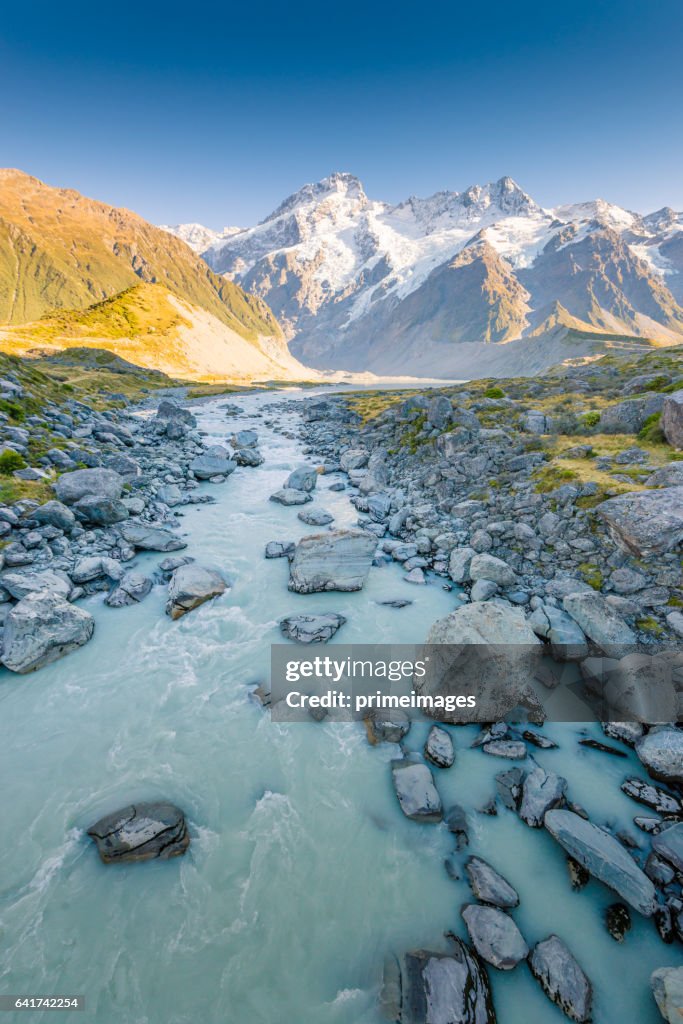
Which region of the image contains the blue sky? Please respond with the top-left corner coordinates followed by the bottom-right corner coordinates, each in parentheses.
top-left (1, 0), bottom-right (682, 227)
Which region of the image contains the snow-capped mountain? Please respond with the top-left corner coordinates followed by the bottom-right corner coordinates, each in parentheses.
top-left (163, 173), bottom-right (683, 376)
top-left (158, 222), bottom-right (243, 253)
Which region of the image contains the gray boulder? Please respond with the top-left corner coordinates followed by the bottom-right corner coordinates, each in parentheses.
top-left (646, 463), bottom-right (683, 487)
top-left (297, 508), bottom-right (334, 526)
top-left (469, 554), bottom-right (517, 587)
top-left (529, 935), bottom-right (592, 1023)
top-left (190, 450), bottom-right (236, 480)
top-left (521, 409), bottom-right (555, 434)
top-left (74, 494), bottom-right (129, 526)
top-left (279, 612), bottom-right (346, 644)
top-left (449, 546), bottom-right (475, 583)
top-left (461, 905), bottom-right (528, 970)
top-left (563, 591), bottom-right (636, 649)
top-left (366, 709), bottom-right (410, 744)
top-left (599, 394), bottom-right (664, 434)
top-left (391, 760), bottom-right (442, 822)
top-left (233, 448), bottom-right (263, 467)
top-left (425, 726), bottom-right (455, 768)
top-left (465, 856), bottom-right (519, 909)
top-left (652, 823), bottom-right (683, 873)
top-left (71, 556), bottom-right (124, 584)
top-left (119, 523), bottom-right (187, 552)
top-left (53, 467), bottom-right (123, 505)
top-left (166, 564), bottom-right (227, 620)
top-left (156, 399), bottom-right (196, 427)
top-left (288, 530), bottom-right (376, 593)
top-left (270, 488), bottom-right (313, 506)
top-left (400, 943), bottom-right (495, 1024)
top-left (340, 448), bottom-right (368, 471)
top-left (2, 592), bottom-right (94, 673)
top-left (636, 726), bottom-right (683, 785)
top-left (105, 572), bottom-right (153, 608)
top-left (519, 767), bottom-right (567, 827)
top-left (427, 395), bottom-right (453, 429)
top-left (285, 466), bottom-right (318, 491)
top-left (544, 809), bottom-right (657, 915)
top-left (597, 486), bottom-right (683, 557)
top-left (0, 569), bottom-right (71, 601)
top-left (87, 801), bottom-right (189, 863)
top-left (232, 429), bottom-right (258, 447)
top-left (265, 541), bottom-right (295, 559)
top-left (31, 500), bottom-right (76, 531)
top-left (661, 389), bottom-right (683, 447)
top-left (651, 967), bottom-right (683, 1024)
top-left (156, 484), bottom-right (183, 507)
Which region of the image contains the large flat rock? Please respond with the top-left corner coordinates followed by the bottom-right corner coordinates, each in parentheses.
top-left (288, 529), bottom-right (376, 593)
top-left (597, 486), bottom-right (683, 557)
top-left (2, 591), bottom-right (94, 673)
top-left (87, 802), bottom-right (189, 863)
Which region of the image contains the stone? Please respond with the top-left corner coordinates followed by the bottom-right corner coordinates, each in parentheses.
top-left (483, 740), bottom-right (527, 759)
top-left (448, 546), bottom-right (475, 583)
top-left (285, 466), bottom-right (318, 491)
top-left (105, 572), bottom-right (153, 608)
top-left (2, 591), bottom-right (94, 673)
top-left (529, 935), bottom-right (592, 1023)
top-left (265, 541), bottom-right (295, 559)
top-left (31, 500), bottom-right (76, 531)
top-left (646, 463), bottom-right (683, 487)
top-left (0, 569), bottom-right (71, 601)
top-left (606, 902), bottom-right (632, 942)
top-left (71, 556), bottom-right (124, 584)
top-left (339, 449), bottom-right (368, 471)
top-left (166, 564), bottom-right (227, 620)
top-left (156, 484), bottom-right (183, 506)
top-left (521, 409), bottom-right (555, 434)
top-left (190, 452), bottom-right (236, 480)
top-left (635, 726), bottom-right (683, 785)
top-left (367, 709), bottom-right (410, 744)
top-left (269, 488), bottom-right (313, 506)
top-left (232, 429), bottom-right (258, 447)
top-left (621, 778), bottom-right (681, 816)
top-left (288, 530), bottom-right (376, 594)
top-left (651, 966), bottom-right (683, 1023)
top-left (519, 767), bottom-right (567, 827)
top-left (465, 856), bottom-right (519, 909)
top-left (652, 823), bottom-right (683, 873)
top-left (297, 508), bottom-right (334, 526)
top-left (424, 726), bottom-right (455, 768)
top-left (461, 904), bottom-right (529, 970)
top-left (597, 487), bottom-right (683, 557)
top-left (563, 591), bottom-right (636, 649)
top-left (661, 389), bottom-right (683, 447)
top-left (119, 523), bottom-right (187, 552)
top-left (279, 612), bottom-right (346, 644)
top-left (400, 942), bottom-right (495, 1024)
top-left (600, 654), bottom-right (678, 723)
top-left (233, 448), bottom-right (264, 467)
top-left (544, 810), bottom-right (657, 916)
top-left (599, 394), bottom-right (664, 434)
top-left (427, 395), bottom-right (453, 429)
top-left (74, 494), bottom-right (129, 526)
top-left (53, 467), bottom-right (123, 505)
top-left (87, 801), bottom-right (189, 863)
top-left (156, 399), bottom-right (196, 426)
top-left (391, 760), bottom-right (442, 822)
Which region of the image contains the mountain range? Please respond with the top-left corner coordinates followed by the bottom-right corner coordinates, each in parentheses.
top-left (0, 169), bottom-right (309, 381)
top-left (164, 172), bottom-right (683, 377)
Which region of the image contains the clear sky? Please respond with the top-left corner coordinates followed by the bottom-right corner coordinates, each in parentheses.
top-left (1, 0), bottom-right (682, 227)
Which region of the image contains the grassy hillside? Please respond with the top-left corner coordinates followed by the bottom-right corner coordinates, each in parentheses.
top-left (0, 169), bottom-right (281, 342)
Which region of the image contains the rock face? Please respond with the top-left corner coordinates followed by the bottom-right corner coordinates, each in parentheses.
top-left (119, 523), bottom-right (187, 552)
top-left (391, 760), bottom-right (442, 822)
top-left (424, 726), bottom-right (455, 768)
top-left (563, 591), bottom-right (636, 649)
top-left (87, 802), bottom-right (190, 863)
top-left (400, 942), bottom-right (496, 1024)
top-left (544, 809), bottom-right (657, 916)
top-left (279, 612), bottom-right (346, 643)
top-left (519, 767), bottom-right (567, 827)
top-left (465, 857), bottom-right (519, 909)
top-left (529, 935), bottom-right (593, 1023)
top-left (419, 602), bottom-right (543, 724)
top-left (636, 726), bottom-right (683, 785)
top-left (651, 966), bottom-right (683, 1023)
top-left (461, 904), bottom-right (528, 970)
top-left (597, 487), bottom-right (683, 557)
top-left (2, 592), bottom-right (95, 673)
top-left (53, 467), bottom-right (123, 505)
top-left (288, 529), bottom-right (376, 593)
top-left (661, 389), bottom-right (683, 447)
top-left (166, 564), bottom-right (227, 619)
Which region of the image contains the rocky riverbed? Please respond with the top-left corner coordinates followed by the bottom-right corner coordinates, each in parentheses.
top-left (0, 354), bottom-right (681, 1023)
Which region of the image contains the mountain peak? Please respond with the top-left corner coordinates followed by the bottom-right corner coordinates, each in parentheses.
top-left (461, 177), bottom-right (538, 215)
top-left (262, 172), bottom-right (366, 224)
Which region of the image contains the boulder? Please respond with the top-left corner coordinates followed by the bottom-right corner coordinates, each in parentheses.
top-left (651, 966), bottom-right (683, 1023)
top-left (521, 409), bottom-right (555, 434)
top-left (563, 591), bottom-right (636, 649)
top-left (597, 654), bottom-right (678, 722)
top-left (71, 556), bottom-right (124, 584)
top-left (418, 602), bottom-right (543, 724)
top-left (340, 449), bottom-right (368, 471)
top-left (544, 809), bottom-right (657, 916)
top-left (190, 451), bottom-right (236, 480)
top-left (469, 554), bottom-right (517, 587)
top-left (465, 856), bottom-right (519, 909)
top-left (2, 592), bottom-right (94, 673)
top-left (599, 394), bottom-right (664, 434)
top-left (119, 523), bottom-right (187, 552)
top-left (232, 429), bottom-right (258, 447)
top-left (270, 488), bottom-right (313, 506)
top-left (31, 500), bottom-right (76, 531)
top-left (0, 569), bottom-right (71, 601)
top-left (279, 612), bottom-right (346, 644)
top-left (155, 399), bottom-right (196, 426)
top-left (646, 463), bottom-right (683, 488)
top-left (233, 448), bottom-right (264, 467)
top-left (661, 389), bottom-right (683, 447)
top-left (87, 801), bottom-right (189, 863)
top-left (391, 760), bottom-right (442, 822)
top-left (156, 484), bottom-right (183, 506)
top-left (427, 395), bottom-right (453, 429)
top-left (597, 487), bottom-right (683, 557)
top-left (652, 823), bottom-right (683, 873)
top-left (448, 546), bottom-right (475, 583)
top-left (74, 494), bottom-right (129, 526)
top-left (53, 467), bottom-right (123, 505)
top-left (288, 530), bottom-right (376, 593)
top-left (400, 942), bottom-right (495, 1024)
top-left (265, 541), bottom-right (295, 559)
top-left (461, 905), bottom-right (528, 970)
top-left (285, 466), bottom-right (318, 491)
top-left (166, 564), bottom-right (227, 620)
top-left (529, 935), bottom-right (592, 1023)
top-left (366, 709), bottom-right (410, 744)
top-left (105, 572), bottom-right (153, 608)
top-left (297, 508), bottom-right (334, 526)
top-left (636, 726), bottom-right (683, 785)
top-left (519, 767), bottom-right (567, 827)
top-left (424, 726), bottom-right (455, 768)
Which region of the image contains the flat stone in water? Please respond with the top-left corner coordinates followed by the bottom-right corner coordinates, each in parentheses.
top-left (279, 612), bottom-right (346, 644)
top-left (465, 856), bottom-right (519, 908)
top-left (529, 934), bottom-right (593, 1023)
top-left (87, 802), bottom-right (189, 863)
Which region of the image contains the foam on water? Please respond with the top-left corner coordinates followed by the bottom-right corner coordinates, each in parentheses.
top-left (0, 387), bottom-right (673, 1023)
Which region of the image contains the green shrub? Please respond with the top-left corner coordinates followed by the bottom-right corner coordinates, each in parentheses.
top-left (637, 412), bottom-right (665, 444)
top-left (0, 450), bottom-right (27, 476)
top-left (581, 411), bottom-right (601, 429)
top-left (484, 386), bottom-right (505, 399)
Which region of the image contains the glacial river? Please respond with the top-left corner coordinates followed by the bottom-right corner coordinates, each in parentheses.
top-left (0, 388), bottom-right (674, 1023)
